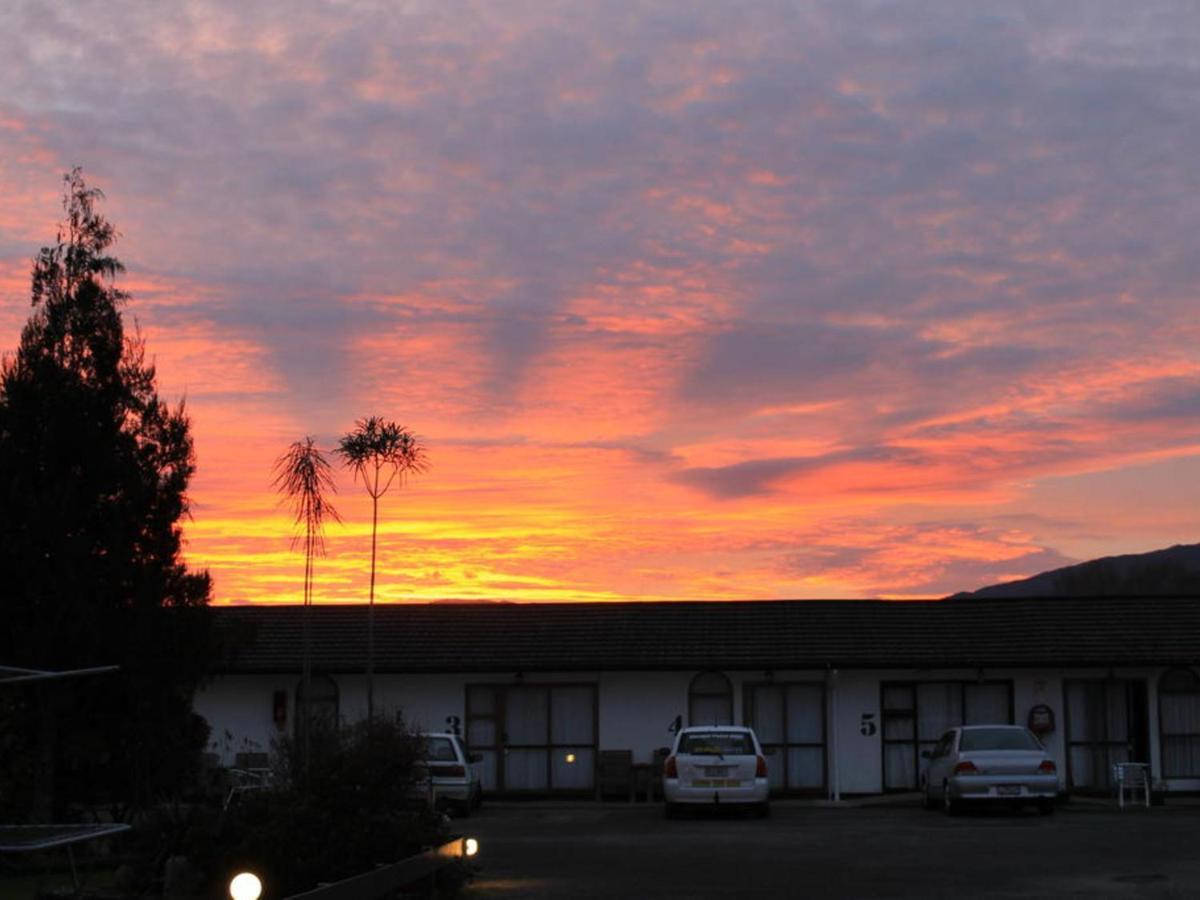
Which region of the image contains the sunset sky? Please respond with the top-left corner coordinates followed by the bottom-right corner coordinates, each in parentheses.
top-left (2, 1), bottom-right (1200, 603)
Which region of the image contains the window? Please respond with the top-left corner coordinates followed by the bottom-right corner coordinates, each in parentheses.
top-left (689, 671), bottom-right (733, 726)
top-left (1065, 679), bottom-right (1148, 790)
top-left (931, 732), bottom-right (955, 758)
top-left (424, 736), bottom-right (458, 762)
top-left (295, 674), bottom-right (339, 738)
top-left (959, 728), bottom-right (1039, 752)
top-left (882, 680), bottom-right (1013, 790)
top-left (1159, 668), bottom-right (1200, 778)
top-left (465, 683), bottom-right (597, 793)
top-left (745, 681), bottom-right (826, 792)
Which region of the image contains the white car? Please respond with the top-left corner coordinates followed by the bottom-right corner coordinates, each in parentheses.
top-left (419, 732), bottom-right (483, 816)
top-left (921, 725), bottom-right (1059, 815)
top-left (662, 725), bottom-right (770, 817)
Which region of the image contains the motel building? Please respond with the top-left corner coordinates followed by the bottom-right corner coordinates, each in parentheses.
top-left (196, 597), bottom-right (1200, 798)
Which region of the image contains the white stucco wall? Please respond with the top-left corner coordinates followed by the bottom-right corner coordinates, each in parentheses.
top-left (828, 670), bottom-right (880, 795)
top-left (195, 664), bottom-right (1184, 793)
top-left (595, 671), bottom-right (691, 763)
top-left (194, 674), bottom-right (296, 763)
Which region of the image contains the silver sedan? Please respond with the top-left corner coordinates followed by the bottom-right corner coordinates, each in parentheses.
top-left (921, 725), bottom-right (1059, 815)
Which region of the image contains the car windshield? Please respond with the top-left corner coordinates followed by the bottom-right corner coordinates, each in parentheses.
top-left (678, 732), bottom-right (755, 756)
top-left (959, 728), bottom-right (1040, 751)
top-left (424, 737), bottom-right (458, 761)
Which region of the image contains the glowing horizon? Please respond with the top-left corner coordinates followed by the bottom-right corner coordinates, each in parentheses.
top-left (3, 1), bottom-right (1199, 604)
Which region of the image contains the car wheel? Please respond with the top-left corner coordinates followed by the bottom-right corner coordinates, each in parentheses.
top-left (1038, 798), bottom-right (1055, 816)
top-left (457, 798), bottom-right (472, 819)
top-left (922, 780), bottom-right (937, 810)
top-left (472, 786), bottom-right (483, 811)
top-left (755, 802), bottom-right (771, 819)
top-left (942, 781), bottom-right (959, 816)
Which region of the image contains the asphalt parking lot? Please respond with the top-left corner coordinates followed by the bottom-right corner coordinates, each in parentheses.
top-left (459, 797), bottom-right (1200, 899)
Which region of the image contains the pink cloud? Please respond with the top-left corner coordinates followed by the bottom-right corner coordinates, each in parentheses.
top-left (3, 1), bottom-right (1199, 603)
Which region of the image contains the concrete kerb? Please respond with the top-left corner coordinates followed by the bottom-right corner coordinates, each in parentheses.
top-left (477, 792), bottom-right (1200, 813)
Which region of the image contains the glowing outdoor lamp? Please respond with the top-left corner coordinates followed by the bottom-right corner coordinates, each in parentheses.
top-left (229, 871), bottom-right (263, 900)
top-left (565, 752), bottom-right (577, 764)
top-left (464, 837), bottom-right (480, 857)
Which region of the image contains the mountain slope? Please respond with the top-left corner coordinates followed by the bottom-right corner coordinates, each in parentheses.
top-left (951, 543), bottom-right (1200, 598)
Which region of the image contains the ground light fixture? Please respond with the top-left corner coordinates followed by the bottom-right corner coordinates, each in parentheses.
top-left (465, 837), bottom-right (480, 857)
top-left (229, 871), bottom-right (263, 900)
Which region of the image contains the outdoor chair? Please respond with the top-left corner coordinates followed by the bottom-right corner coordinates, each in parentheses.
top-left (596, 749), bottom-right (635, 801)
top-left (225, 751), bottom-right (274, 810)
top-left (1113, 762), bottom-right (1151, 809)
top-left (233, 751), bottom-right (270, 773)
top-left (650, 746), bottom-right (671, 801)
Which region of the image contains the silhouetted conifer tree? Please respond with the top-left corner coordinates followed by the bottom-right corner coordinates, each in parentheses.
top-left (0, 169), bottom-right (213, 821)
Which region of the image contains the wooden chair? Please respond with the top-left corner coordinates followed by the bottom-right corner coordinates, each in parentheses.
top-left (650, 746), bottom-right (671, 801)
top-left (596, 750), bottom-right (635, 801)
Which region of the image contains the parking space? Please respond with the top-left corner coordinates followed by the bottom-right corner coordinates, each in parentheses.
top-left (461, 799), bottom-right (1200, 899)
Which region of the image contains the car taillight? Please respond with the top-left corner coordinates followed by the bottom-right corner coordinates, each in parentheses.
top-left (756, 755), bottom-right (768, 778)
top-left (1038, 760), bottom-right (1057, 774)
top-left (445, 764), bottom-right (466, 777)
top-left (953, 760), bottom-right (978, 775)
top-left (664, 755), bottom-right (677, 778)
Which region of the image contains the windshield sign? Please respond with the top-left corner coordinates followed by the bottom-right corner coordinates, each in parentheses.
top-left (679, 733), bottom-right (755, 755)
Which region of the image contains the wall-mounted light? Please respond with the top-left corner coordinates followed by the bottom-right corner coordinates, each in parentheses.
top-left (565, 752), bottom-right (577, 764)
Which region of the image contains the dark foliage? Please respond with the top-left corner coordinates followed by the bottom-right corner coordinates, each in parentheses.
top-left (335, 417), bottom-right (427, 718)
top-left (0, 169), bottom-right (214, 821)
top-left (201, 716), bottom-right (445, 897)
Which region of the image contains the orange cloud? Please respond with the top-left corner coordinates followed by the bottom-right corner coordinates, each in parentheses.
top-left (4, 0), bottom-right (1200, 605)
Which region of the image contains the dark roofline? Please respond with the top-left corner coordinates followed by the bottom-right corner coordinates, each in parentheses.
top-left (208, 596), bottom-right (1200, 675)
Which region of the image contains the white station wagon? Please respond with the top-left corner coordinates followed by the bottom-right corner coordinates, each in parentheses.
top-left (419, 732), bottom-right (483, 816)
top-left (663, 725), bottom-right (770, 817)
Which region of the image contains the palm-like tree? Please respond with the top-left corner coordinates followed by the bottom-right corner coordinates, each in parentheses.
top-left (336, 417), bottom-right (428, 718)
top-left (273, 437), bottom-right (340, 765)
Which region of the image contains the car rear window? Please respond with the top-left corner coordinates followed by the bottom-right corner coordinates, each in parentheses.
top-left (678, 732), bottom-right (755, 755)
top-left (424, 737), bottom-right (458, 761)
top-left (959, 728), bottom-right (1040, 751)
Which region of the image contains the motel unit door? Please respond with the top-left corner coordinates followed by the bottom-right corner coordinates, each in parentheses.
top-left (744, 682), bottom-right (827, 794)
top-left (881, 680), bottom-right (1013, 791)
top-left (465, 683), bottom-right (597, 795)
top-left (1064, 678), bottom-right (1149, 792)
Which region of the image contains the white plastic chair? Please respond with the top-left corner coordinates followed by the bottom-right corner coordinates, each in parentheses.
top-left (1112, 762), bottom-right (1151, 809)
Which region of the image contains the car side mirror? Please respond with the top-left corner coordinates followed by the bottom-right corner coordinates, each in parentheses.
top-left (468, 752), bottom-right (482, 763)
top-left (920, 750), bottom-right (932, 759)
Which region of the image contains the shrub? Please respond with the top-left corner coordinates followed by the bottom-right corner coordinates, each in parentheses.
top-left (196, 715), bottom-right (447, 897)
